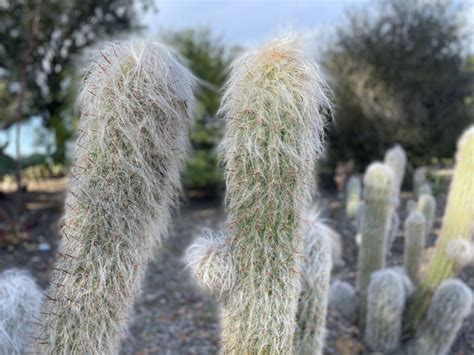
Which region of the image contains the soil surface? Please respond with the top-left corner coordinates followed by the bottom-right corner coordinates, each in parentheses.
top-left (0, 179), bottom-right (472, 354)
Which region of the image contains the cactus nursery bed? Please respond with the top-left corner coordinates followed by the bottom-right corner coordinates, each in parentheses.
top-left (1, 180), bottom-right (473, 354)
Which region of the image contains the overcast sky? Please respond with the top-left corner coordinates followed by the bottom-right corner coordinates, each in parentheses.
top-left (145, 0), bottom-right (370, 47)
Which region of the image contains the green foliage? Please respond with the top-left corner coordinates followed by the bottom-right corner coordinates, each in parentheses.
top-left (0, 154), bottom-right (15, 176)
top-left (326, 0), bottom-right (473, 168)
top-left (164, 28), bottom-right (238, 191)
top-left (182, 149), bottom-right (222, 190)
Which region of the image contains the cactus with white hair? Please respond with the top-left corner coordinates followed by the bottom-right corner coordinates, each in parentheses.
top-left (328, 280), bottom-right (358, 323)
top-left (357, 162), bottom-right (394, 327)
top-left (384, 145), bottom-right (406, 251)
top-left (404, 211), bottom-right (427, 281)
top-left (37, 41), bottom-right (195, 354)
top-left (404, 279), bottom-right (473, 355)
top-left (185, 36), bottom-right (332, 353)
top-left (346, 175), bottom-right (362, 219)
top-left (364, 268), bottom-right (413, 353)
top-left (294, 210), bottom-right (332, 355)
top-left (0, 269), bottom-right (43, 354)
top-left (408, 125), bottom-right (474, 326)
top-left (413, 167), bottom-right (428, 198)
top-left (416, 193), bottom-right (436, 238)
top-left (445, 239), bottom-right (474, 271)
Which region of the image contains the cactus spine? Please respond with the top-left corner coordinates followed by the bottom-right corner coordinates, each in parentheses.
top-left (364, 269), bottom-right (412, 353)
top-left (294, 210), bottom-right (332, 355)
top-left (346, 175), bottom-right (362, 219)
top-left (186, 37), bottom-right (332, 354)
top-left (404, 211), bottom-right (427, 281)
top-left (37, 42), bottom-right (194, 354)
top-left (409, 126), bottom-right (474, 325)
top-left (405, 279), bottom-right (473, 355)
top-left (328, 280), bottom-right (358, 323)
top-left (357, 163), bottom-right (394, 326)
top-left (384, 145), bottom-right (406, 250)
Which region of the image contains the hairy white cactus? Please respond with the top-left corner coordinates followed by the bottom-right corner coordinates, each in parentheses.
top-left (185, 229), bottom-right (233, 303)
top-left (413, 167), bottom-right (428, 198)
top-left (416, 193), bottom-right (436, 238)
top-left (384, 145), bottom-right (407, 250)
top-left (295, 210), bottom-right (332, 355)
top-left (405, 279), bottom-right (473, 355)
top-left (364, 268), bottom-right (412, 353)
top-left (357, 162), bottom-right (394, 326)
top-left (185, 36), bottom-right (332, 354)
top-left (328, 280), bottom-right (358, 323)
top-left (346, 175), bottom-right (362, 219)
top-left (446, 239), bottom-right (474, 270)
top-left (404, 211), bottom-right (427, 281)
top-left (37, 41), bottom-right (195, 354)
top-left (0, 269), bottom-right (43, 355)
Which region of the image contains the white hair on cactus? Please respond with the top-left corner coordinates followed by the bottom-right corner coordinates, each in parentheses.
top-left (37, 41), bottom-right (195, 354)
top-left (303, 208), bottom-right (343, 268)
top-left (185, 229), bottom-right (234, 303)
top-left (446, 239), bottom-right (474, 269)
top-left (295, 208), bottom-right (332, 355)
top-left (328, 280), bottom-right (358, 323)
top-left (185, 35), bottom-right (332, 353)
top-left (0, 269), bottom-right (43, 354)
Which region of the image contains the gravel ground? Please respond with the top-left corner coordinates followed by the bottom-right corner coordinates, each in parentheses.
top-left (1, 181), bottom-right (473, 354)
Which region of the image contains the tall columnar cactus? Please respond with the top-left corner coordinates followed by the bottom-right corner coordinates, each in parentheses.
top-left (37, 42), bottom-right (195, 354)
top-left (185, 37), bottom-right (332, 353)
top-left (409, 126), bottom-right (474, 326)
top-left (345, 175), bottom-right (362, 219)
top-left (328, 280), bottom-right (358, 323)
top-left (364, 268), bottom-right (413, 353)
top-left (405, 279), bottom-right (473, 355)
top-left (413, 166), bottom-right (428, 198)
top-left (0, 269), bottom-right (43, 354)
top-left (357, 163), bottom-right (394, 326)
top-left (404, 211), bottom-right (427, 281)
top-left (416, 193), bottom-right (436, 238)
top-left (384, 145), bottom-right (406, 250)
top-left (294, 210), bottom-right (332, 355)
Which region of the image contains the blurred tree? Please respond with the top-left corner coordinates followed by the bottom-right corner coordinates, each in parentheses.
top-left (164, 28), bottom-right (239, 195)
top-left (0, 0), bottom-right (154, 164)
top-left (0, 0), bottom-right (153, 237)
top-left (326, 0), bottom-right (473, 169)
